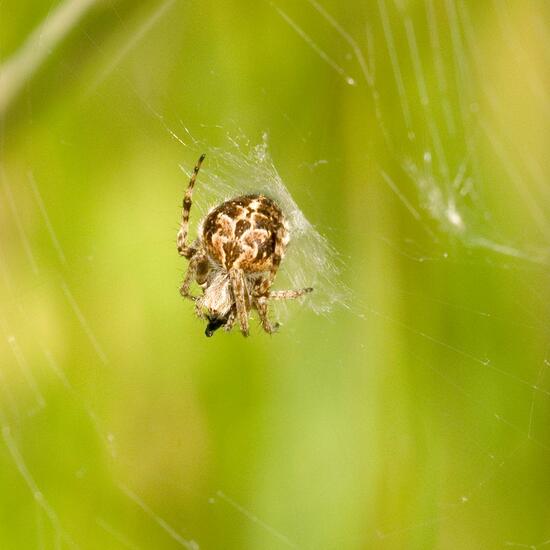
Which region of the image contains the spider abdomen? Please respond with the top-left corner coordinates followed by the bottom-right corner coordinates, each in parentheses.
top-left (202, 194), bottom-right (288, 272)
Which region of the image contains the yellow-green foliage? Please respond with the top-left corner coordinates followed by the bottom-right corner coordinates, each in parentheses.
top-left (1, 1), bottom-right (549, 548)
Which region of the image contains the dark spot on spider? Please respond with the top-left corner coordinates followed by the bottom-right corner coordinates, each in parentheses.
top-left (256, 233), bottom-right (277, 259)
top-left (203, 214), bottom-right (218, 236)
top-left (196, 258), bottom-right (209, 284)
top-left (219, 202), bottom-right (242, 219)
top-left (256, 201), bottom-right (280, 220)
top-left (235, 219), bottom-right (251, 238)
top-left (253, 216), bottom-right (271, 231)
top-left (223, 241), bottom-right (241, 267)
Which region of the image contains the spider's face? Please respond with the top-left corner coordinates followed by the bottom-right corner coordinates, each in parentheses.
top-left (197, 270), bottom-right (233, 336)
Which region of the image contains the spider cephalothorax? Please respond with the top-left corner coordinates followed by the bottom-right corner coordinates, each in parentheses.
top-left (177, 154), bottom-right (313, 337)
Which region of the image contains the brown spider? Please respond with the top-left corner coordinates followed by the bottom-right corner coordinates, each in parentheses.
top-left (177, 154), bottom-right (313, 337)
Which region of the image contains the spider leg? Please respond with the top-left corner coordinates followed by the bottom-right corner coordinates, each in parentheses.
top-left (252, 286), bottom-right (312, 334)
top-left (223, 307), bottom-right (237, 332)
top-left (229, 269), bottom-right (250, 337)
top-left (180, 254), bottom-right (203, 300)
top-left (194, 299), bottom-right (206, 320)
top-left (268, 287), bottom-right (313, 300)
top-left (254, 296), bottom-right (280, 334)
top-left (177, 153), bottom-right (205, 259)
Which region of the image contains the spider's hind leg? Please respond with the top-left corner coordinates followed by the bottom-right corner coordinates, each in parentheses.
top-left (256, 287), bottom-right (313, 333)
top-left (268, 287), bottom-right (313, 300)
top-left (254, 296), bottom-right (280, 334)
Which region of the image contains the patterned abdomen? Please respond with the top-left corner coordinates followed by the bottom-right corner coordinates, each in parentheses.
top-left (202, 194), bottom-right (288, 272)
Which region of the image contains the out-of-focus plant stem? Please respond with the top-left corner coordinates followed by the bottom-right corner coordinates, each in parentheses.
top-left (0, 0), bottom-right (97, 119)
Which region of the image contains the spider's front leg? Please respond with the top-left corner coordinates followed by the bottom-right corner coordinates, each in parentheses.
top-left (180, 253), bottom-right (206, 301)
top-left (229, 269), bottom-right (250, 337)
top-left (177, 153), bottom-right (205, 258)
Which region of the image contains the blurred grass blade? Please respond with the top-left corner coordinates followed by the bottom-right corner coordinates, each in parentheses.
top-left (0, 0), bottom-right (97, 118)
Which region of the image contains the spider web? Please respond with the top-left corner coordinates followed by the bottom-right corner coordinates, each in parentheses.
top-left (176, 128), bottom-right (351, 320)
top-left (0, 0), bottom-right (549, 548)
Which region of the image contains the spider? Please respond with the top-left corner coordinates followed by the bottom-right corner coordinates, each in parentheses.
top-left (177, 154), bottom-right (313, 337)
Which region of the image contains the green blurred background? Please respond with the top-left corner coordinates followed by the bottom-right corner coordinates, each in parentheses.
top-left (1, 0), bottom-right (549, 548)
